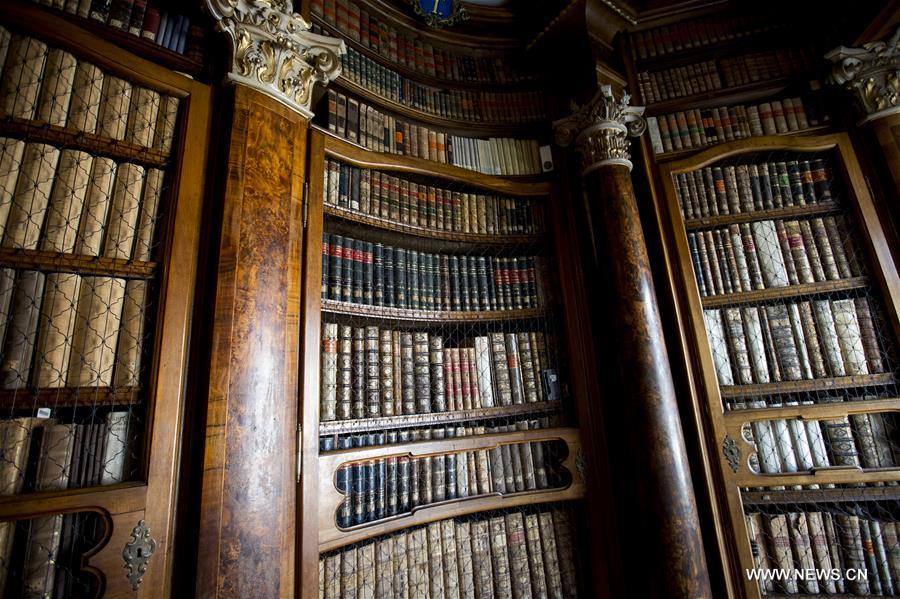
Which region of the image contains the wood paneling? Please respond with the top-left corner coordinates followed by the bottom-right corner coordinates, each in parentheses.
top-left (196, 86), bottom-right (307, 599)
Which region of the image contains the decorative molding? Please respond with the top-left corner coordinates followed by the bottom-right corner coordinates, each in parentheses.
top-left (722, 435), bottom-right (740, 474)
top-left (410, 0), bottom-right (470, 28)
top-left (552, 85), bottom-right (645, 174)
top-left (827, 27), bottom-right (900, 124)
top-left (122, 520), bottom-right (156, 591)
top-left (205, 0), bottom-right (345, 120)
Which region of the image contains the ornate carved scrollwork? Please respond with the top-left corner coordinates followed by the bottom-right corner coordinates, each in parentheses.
top-left (826, 27), bottom-right (900, 123)
top-left (722, 434), bottom-right (741, 474)
top-left (205, 0), bottom-right (346, 119)
top-left (122, 519), bottom-right (156, 591)
top-left (409, 0), bottom-right (469, 29)
top-left (552, 85), bottom-right (645, 174)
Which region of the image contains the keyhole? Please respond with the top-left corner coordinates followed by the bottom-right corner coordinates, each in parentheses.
top-left (137, 548), bottom-right (143, 558)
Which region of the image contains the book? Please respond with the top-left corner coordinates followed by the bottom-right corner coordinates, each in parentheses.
top-left (34, 48), bottom-right (76, 126)
top-left (42, 150), bottom-right (93, 253)
top-left (67, 276), bottom-right (127, 387)
top-left (0, 36), bottom-right (48, 120)
top-left (3, 143), bottom-right (60, 250)
top-left (33, 272), bottom-right (81, 387)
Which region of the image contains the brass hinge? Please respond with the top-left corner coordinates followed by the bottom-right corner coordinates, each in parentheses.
top-left (302, 182), bottom-right (309, 229)
top-left (296, 424), bottom-right (303, 483)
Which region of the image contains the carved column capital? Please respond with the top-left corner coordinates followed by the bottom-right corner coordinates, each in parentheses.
top-left (205, 0), bottom-right (345, 119)
top-left (826, 27), bottom-right (900, 124)
top-left (553, 85), bottom-right (646, 174)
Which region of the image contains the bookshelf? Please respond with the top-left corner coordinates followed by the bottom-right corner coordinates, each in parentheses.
top-left (656, 133), bottom-right (900, 598)
top-left (293, 2), bottom-right (599, 593)
top-left (0, 1), bottom-right (209, 596)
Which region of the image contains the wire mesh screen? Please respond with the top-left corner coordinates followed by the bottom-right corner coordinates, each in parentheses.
top-left (0, 511), bottom-right (104, 599)
top-left (745, 503), bottom-right (900, 596)
top-left (319, 158), bottom-right (568, 441)
top-left (741, 411), bottom-right (900, 481)
top-left (0, 27), bottom-right (181, 598)
top-left (330, 437), bottom-right (571, 529)
top-left (672, 147), bottom-right (900, 595)
top-left (671, 149), bottom-right (900, 410)
top-left (319, 502), bottom-right (585, 598)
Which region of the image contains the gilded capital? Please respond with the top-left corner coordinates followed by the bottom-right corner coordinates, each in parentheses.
top-left (553, 85), bottom-right (646, 174)
top-left (205, 0), bottom-right (345, 120)
top-left (826, 27), bottom-right (900, 123)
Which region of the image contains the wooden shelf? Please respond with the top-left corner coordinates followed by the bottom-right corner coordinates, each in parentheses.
top-left (319, 400), bottom-right (562, 435)
top-left (312, 19), bottom-right (533, 92)
top-left (684, 201), bottom-right (842, 230)
top-left (742, 485), bottom-right (900, 506)
top-left (317, 127), bottom-right (551, 196)
top-left (0, 118), bottom-right (171, 168)
top-left (653, 125), bottom-right (833, 164)
top-left (644, 78), bottom-right (796, 116)
top-left (324, 204), bottom-right (543, 246)
top-left (632, 26), bottom-right (789, 72)
top-left (723, 397), bottom-right (900, 424)
top-left (334, 77), bottom-right (543, 136)
top-left (321, 298), bottom-right (546, 323)
top-left (0, 481), bottom-right (146, 519)
top-left (0, 249), bottom-right (157, 278)
top-left (719, 373), bottom-right (897, 399)
top-left (5, 0), bottom-right (204, 78)
top-left (0, 386), bottom-right (141, 410)
top-left (701, 276), bottom-right (869, 307)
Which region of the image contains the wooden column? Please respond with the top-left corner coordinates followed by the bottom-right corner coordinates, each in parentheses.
top-left (555, 87), bottom-right (712, 599)
top-left (870, 112), bottom-right (900, 195)
top-left (196, 85), bottom-right (307, 599)
top-left (195, 5), bottom-right (344, 596)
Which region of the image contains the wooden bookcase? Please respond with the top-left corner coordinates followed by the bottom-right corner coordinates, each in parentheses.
top-left (0, 2), bottom-right (209, 596)
top-left (657, 132), bottom-right (900, 598)
top-left (293, 2), bottom-right (604, 595)
top-left (617, 11), bottom-right (900, 597)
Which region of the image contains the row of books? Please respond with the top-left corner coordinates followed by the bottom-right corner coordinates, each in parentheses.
top-left (687, 216), bottom-right (861, 298)
top-left (309, 0), bottom-right (537, 85)
top-left (0, 412), bottom-right (133, 495)
top-left (646, 96), bottom-right (824, 155)
top-left (339, 47), bottom-right (546, 123)
top-left (704, 298), bottom-right (887, 388)
top-left (0, 32), bottom-right (180, 152)
top-left (738, 404), bottom-right (897, 478)
top-left (334, 431), bottom-right (564, 526)
top-left (319, 415), bottom-right (561, 451)
top-left (637, 48), bottom-right (812, 104)
top-left (320, 324), bottom-right (556, 422)
top-left (324, 158), bottom-right (543, 236)
top-left (0, 270), bottom-right (148, 389)
top-left (28, 0), bottom-right (198, 56)
top-left (325, 91), bottom-right (544, 176)
top-left (320, 506), bottom-right (580, 598)
top-left (673, 159), bottom-right (834, 221)
top-left (629, 14), bottom-right (782, 61)
top-left (0, 141), bottom-right (164, 257)
top-left (747, 510), bottom-right (900, 595)
top-left (0, 413), bottom-right (132, 596)
top-left (322, 235), bottom-right (543, 312)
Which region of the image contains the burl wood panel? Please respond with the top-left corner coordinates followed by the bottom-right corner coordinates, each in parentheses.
top-left (196, 86), bottom-right (306, 599)
top-left (585, 165), bottom-right (712, 599)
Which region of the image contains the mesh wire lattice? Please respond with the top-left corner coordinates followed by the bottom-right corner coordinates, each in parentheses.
top-left (674, 148), bottom-right (900, 596)
top-left (319, 502), bottom-right (585, 599)
top-left (0, 27), bottom-right (181, 598)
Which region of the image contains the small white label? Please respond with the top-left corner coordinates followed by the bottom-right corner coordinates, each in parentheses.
top-left (36, 407), bottom-right (52, 419)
